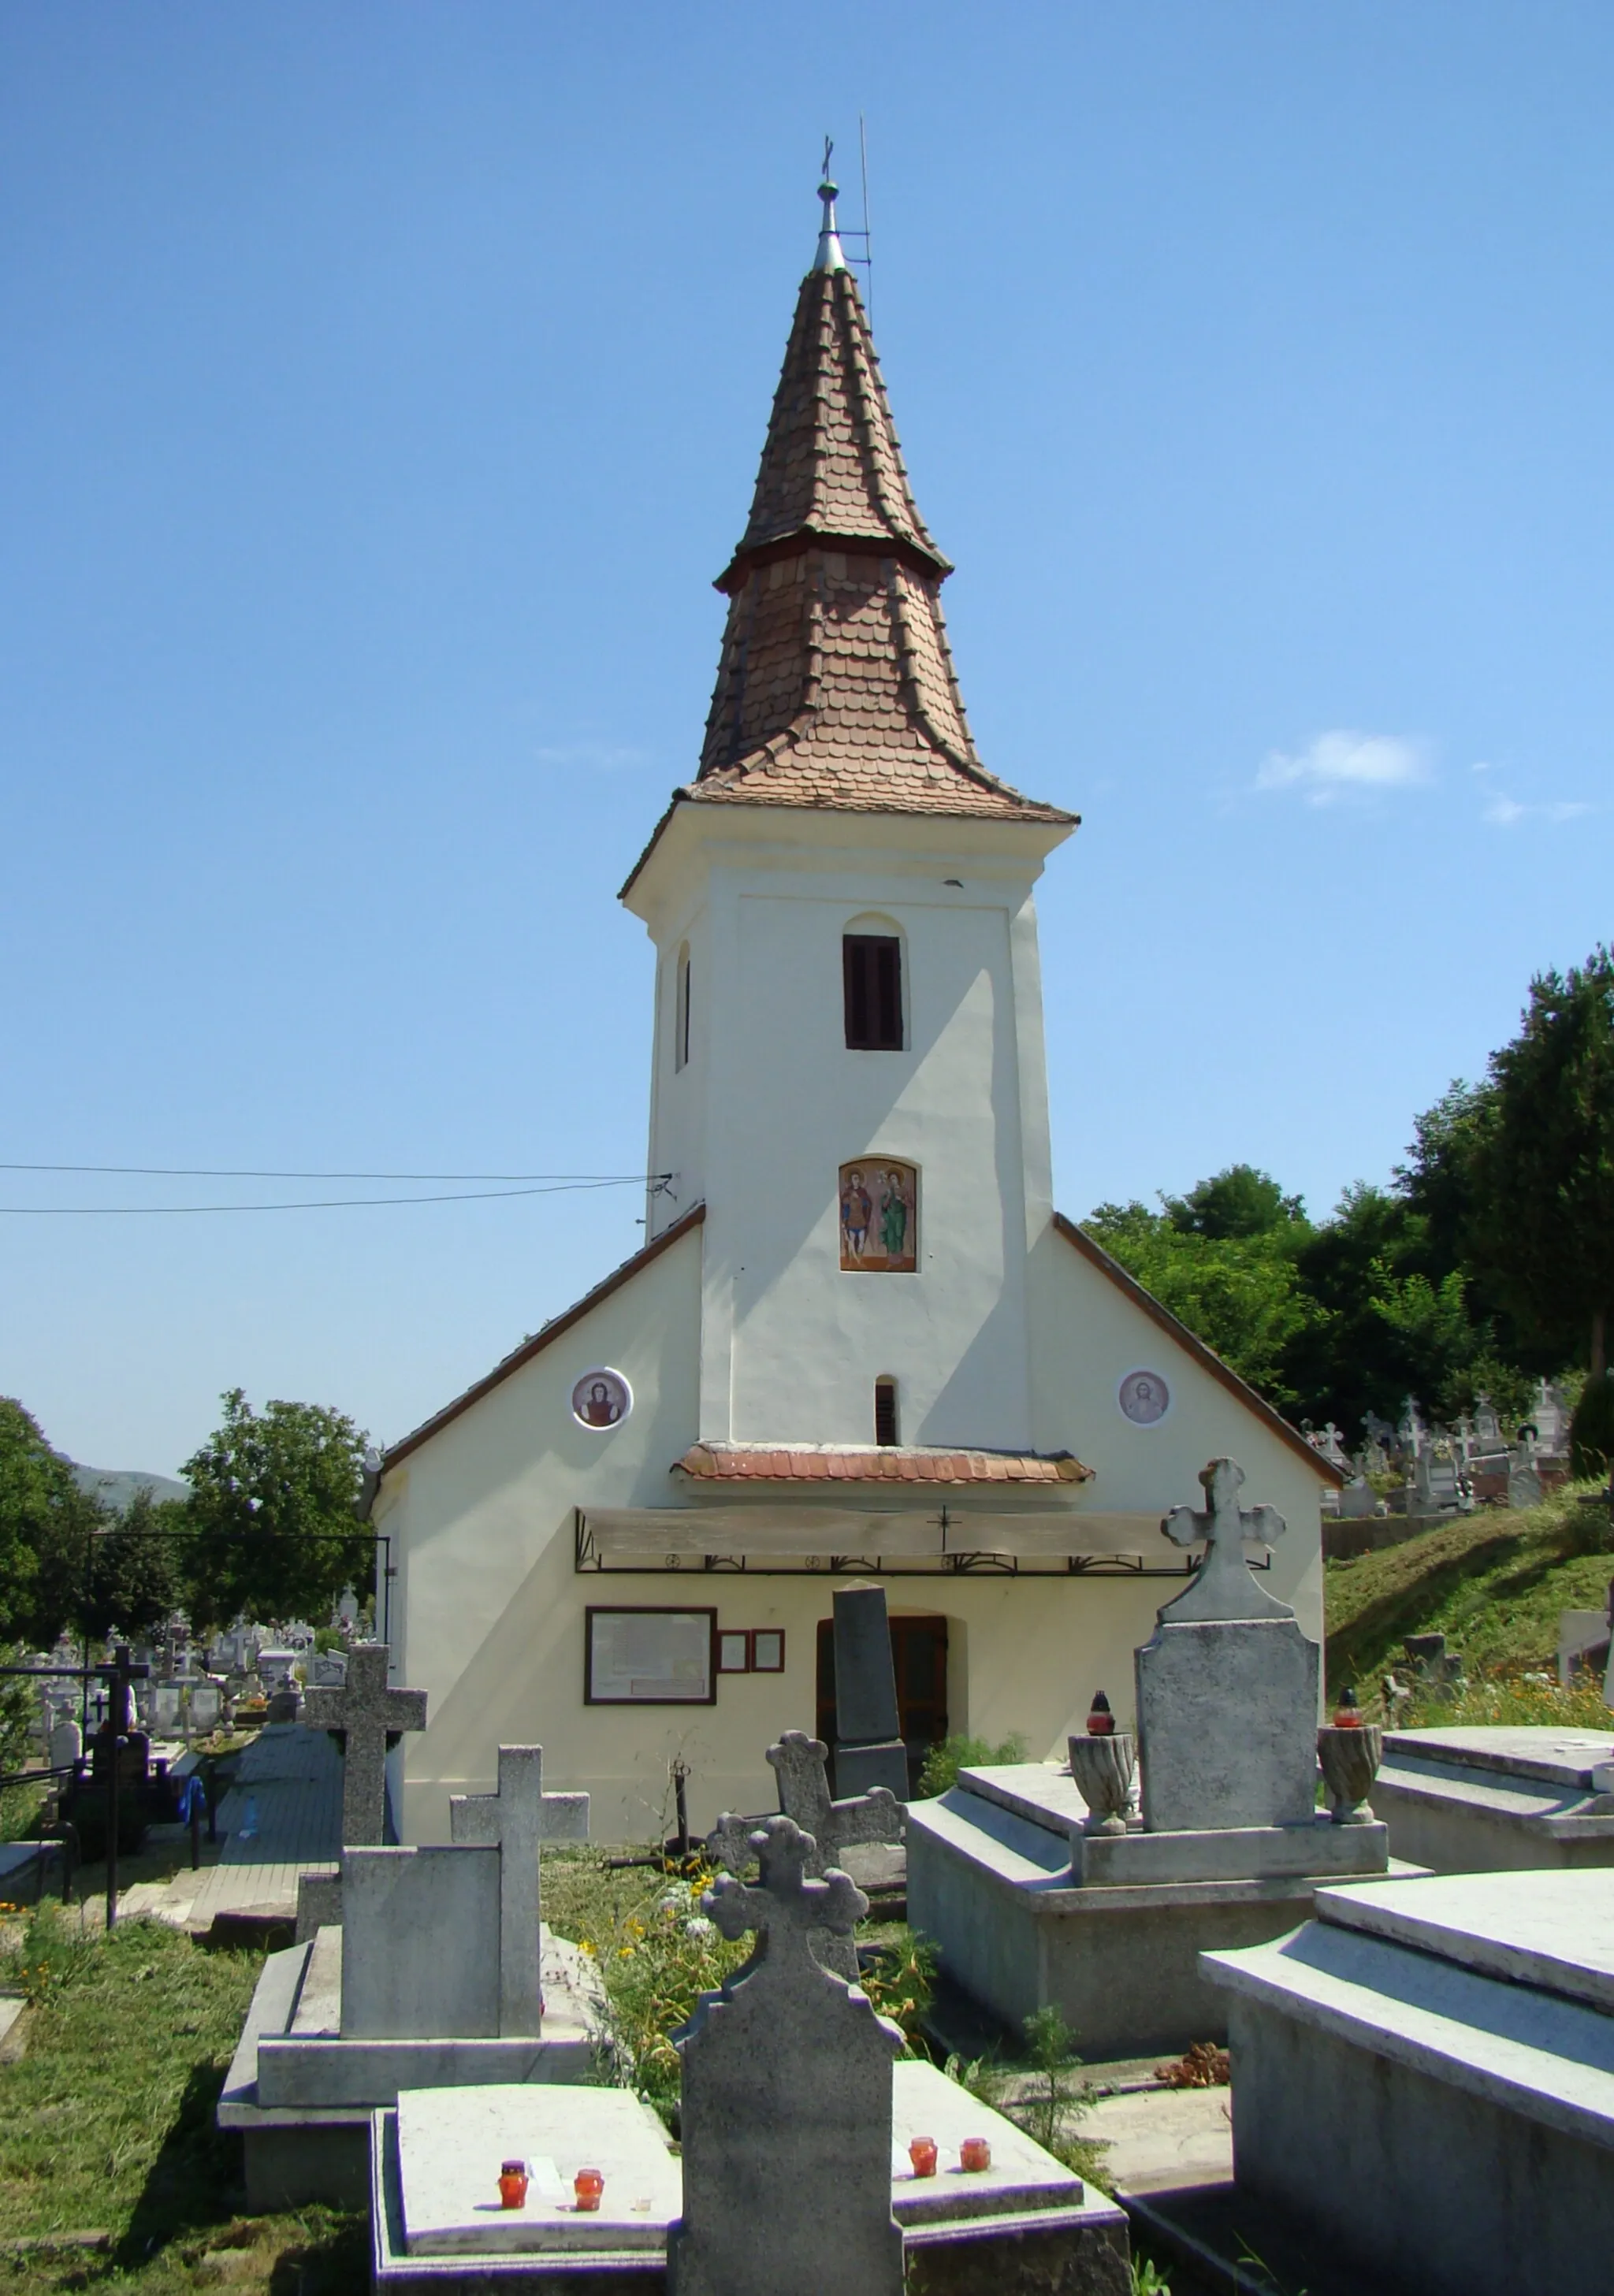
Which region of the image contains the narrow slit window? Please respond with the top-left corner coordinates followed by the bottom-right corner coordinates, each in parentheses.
top-left (843, 934), bottom-right (902, 1050)
top-left (675, 947), bottom-right (691, 1072)
top-left (874, 1377), bottom-right (899, 1448)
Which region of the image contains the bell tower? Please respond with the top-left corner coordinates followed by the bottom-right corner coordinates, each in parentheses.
top-left (622, 175), bottom-right (1076, 1451)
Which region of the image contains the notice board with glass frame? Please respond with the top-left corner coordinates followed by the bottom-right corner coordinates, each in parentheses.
top-left (584, 1607), bottom-right (718, 1705)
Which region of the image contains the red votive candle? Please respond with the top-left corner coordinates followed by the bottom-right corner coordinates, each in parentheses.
top-left (959, 2138), bottom-right (992, 2173)
top-left (498, 2160), bottom-right (528, 2210)
top-left (908, 2137), bottom-right (938, 2178)
top-left (574, 2167), bottom-right (605, 2212)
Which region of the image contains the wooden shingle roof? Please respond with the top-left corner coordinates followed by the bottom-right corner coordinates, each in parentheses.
top-left (623, 228), bottom-right (1073, 897)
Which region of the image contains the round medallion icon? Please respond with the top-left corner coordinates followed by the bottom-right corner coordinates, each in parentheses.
top-left (1117, 1369), bottom-right (1171, 1426)
top-left (571, 1368), bottom-right (632, 1430)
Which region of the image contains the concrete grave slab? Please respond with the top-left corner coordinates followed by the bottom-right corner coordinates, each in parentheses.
top-left (1374, 1725), bottom-right (1614, 1872)
top-left (369, 2062), bottom-right (1131, 2293)
top-left (1203, 1868), bottom-right (1614, 2296)
top-left (396, 2084), bottom-right (680, 2256)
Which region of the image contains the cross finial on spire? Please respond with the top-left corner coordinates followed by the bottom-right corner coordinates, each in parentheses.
top-left (814, 144), bottom-right (847, 275)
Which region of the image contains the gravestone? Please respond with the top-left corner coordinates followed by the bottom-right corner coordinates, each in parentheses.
top-left (190, 1681), bottom-right (223, 1733)
top-left (303, 1642), bottom-right (427, 1845)
top-left (831, 1585), bottom-right (908, 1800)
top-left (308, 1648), bottom-right (348, 1689)
top-left (708, 1730), bottom-right (904, 1979)
top-left (152, 1685), bottom-right (184, 1737)
top-left (1136, 1458), bottom-right (1319, 1832)
top-left (340, 1845), bottom-right (501, 2038)
top-left (448, 1745), bottom-right (589, 2033)
top-left (668, 1815), bottom-right (903, 2296)
top-left (48, 1718), bottom-right (81, 1773)
top-left (1508, 1446), bottom-right (1543, 1509)
top-left (1338, 1477), bottom-right (1377, 1520)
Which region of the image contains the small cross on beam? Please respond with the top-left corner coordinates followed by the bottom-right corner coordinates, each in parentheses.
top-left (450, 1746), bottom-right (589, 2034)
top-left (1159, 1457), bottom-right (1292, 1624)
top-left (303, 1642), bottom-right (427, 1846)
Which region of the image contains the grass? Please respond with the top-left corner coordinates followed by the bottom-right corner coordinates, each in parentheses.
top-left (1325, 1481), bottom-right (1614, 1697)
top-left (0, 1903), bottom-right (364, 2296)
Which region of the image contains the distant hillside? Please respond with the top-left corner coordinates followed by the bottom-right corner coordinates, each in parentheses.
top-left (69, 1462), bottom-right (188, 1512)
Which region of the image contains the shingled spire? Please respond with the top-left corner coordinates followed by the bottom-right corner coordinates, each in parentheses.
top-left (685, 178), bottom-right (1072, 827)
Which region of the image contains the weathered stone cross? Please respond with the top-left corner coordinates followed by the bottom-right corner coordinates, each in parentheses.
top-left (1158, 1456), bottom-right (1291, 1624)
top-left (706, 1732), bottom-right (902, 1978)
top-left (670, 1815), bottom-right (903, 2296)
top-left (704, 1815), bottom-right (868, 1971)
top-left (302, 1641), bottom-right (428, 1846)
top-left (449, 1745), bottom-right (589, 2035)
top-left (708, 1730), bottom-right (902, 1877)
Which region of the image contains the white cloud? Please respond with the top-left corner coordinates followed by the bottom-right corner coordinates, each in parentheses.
top-left (1483, 793), bottom-right (1594, 830)
top-left (1254, 730), bottom-right (1430, 806)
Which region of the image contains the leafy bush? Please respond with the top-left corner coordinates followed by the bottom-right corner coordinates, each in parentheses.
top-left (1571, 1374), bottom-right (1614, 1481)
top-left (856, 1926), bottom-right (936, 2049)
top-left (916, 1733), bottom-right (1029, 1798)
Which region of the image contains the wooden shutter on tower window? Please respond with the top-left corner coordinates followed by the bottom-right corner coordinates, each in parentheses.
top-left (843, 935), bottom-right (902, 1050)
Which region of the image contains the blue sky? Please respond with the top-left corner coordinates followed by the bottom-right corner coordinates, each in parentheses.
top-left (4, 5), bottom-right (1612, 1476)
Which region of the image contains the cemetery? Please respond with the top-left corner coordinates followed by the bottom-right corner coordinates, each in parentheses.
top-left (6, 65), bottom-right (1614, 2296)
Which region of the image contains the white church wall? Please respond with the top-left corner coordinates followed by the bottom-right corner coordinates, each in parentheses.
top-left (1028, 1221), bottom-right (1328, 1641)
top-left (630, 807), bottom-right (1067, 1451)
top-left (379, 1220), bottom-right (705, 1839)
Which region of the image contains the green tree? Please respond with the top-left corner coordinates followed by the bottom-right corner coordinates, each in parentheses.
top-left (1085, 1188), bottom-right (1315, 1403)
top-left (0, 1398), bottom-right (102, 1642)
top-left (1163, 1165), bottom-right (1307, 1242)
top-left (1465, 949), bottom-right (1614, 1378)
top-left (180, 1389), bottom-right (374, 1628)
top-left (24, 1484), bottom-right (182, 1649)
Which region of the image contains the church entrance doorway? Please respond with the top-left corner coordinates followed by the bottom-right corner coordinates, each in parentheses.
top-left (816, 1611), bottom-right (949, 1796)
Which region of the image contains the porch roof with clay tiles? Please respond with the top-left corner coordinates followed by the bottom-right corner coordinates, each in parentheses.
top-left (621, 179), bottom-right (1074, 900)
top-left (673, 1440), bottom-right (1092, 1487)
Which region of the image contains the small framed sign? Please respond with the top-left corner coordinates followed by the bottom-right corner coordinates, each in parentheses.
top-left (585, 1607), bottom-right (716, 1704)
top-left (716, 1630), bottom-right (751, 1674)
top-left (750, 1629), bottom-right (785, 1673)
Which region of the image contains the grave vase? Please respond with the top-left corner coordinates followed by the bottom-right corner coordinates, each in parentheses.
top-left (1317, 1723), bottom-right (1382, 1824)
top-left (1067, 1731), bottom-right (1136, 1834)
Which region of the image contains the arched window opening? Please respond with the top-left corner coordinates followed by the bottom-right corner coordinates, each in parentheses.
top-left (843, 932), bottom-right (902, 1050)
top-left (675, 944), bottom-right (692, 1072)
top-left (874, 1376), bottom-right (900, 1448)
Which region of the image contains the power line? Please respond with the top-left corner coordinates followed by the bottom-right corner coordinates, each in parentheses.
top-left (0, 1177), bottom-right (671, 1217)
top-left (0, 1162), bottom-right (653, 1182)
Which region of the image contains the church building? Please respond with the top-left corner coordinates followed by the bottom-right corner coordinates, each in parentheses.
top-left (371, 180), bottom-right (1342, 1845)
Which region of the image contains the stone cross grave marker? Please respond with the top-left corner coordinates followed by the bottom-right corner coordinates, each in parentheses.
top-left (449, 1745), bottom-right (589, 2034)
top-left (303, 1642), bottom-right (427, 1846)
top-left (707, 1730), bottom-right (903, 1979)
top-left (668, 1815), bottom-right (903, 2296)
top-left (1158, 1455), bottom-right (1291, 1624)
top-left (1139, 1458), bottom-right (1320, 1832)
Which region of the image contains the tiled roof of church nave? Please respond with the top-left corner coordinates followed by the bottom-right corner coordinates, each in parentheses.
top-left (671, 210), bottom-right (1073, 834)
